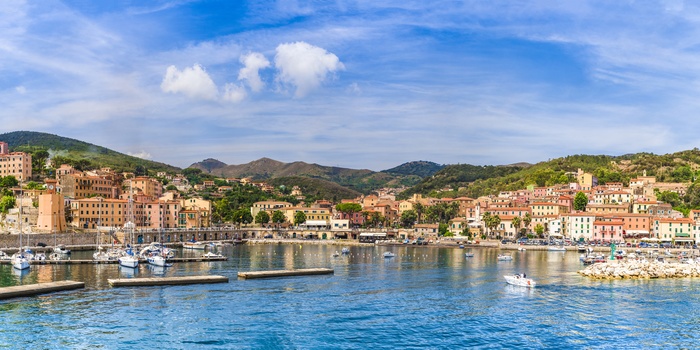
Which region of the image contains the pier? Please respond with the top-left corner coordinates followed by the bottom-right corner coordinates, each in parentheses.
top-left (238, 268), bottom-right (334, 279)
top-left (0, 281), bottom-right (85, 300)
top-left (0, 256), bottom-right (228, 265)
top-left (108, 275), bottom-right (229, 287)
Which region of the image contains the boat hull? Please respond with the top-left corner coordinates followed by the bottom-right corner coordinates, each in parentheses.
top-left (118, 257), bottom-right (139, 268)
top-left (504, 275), bottom-right (535, 287)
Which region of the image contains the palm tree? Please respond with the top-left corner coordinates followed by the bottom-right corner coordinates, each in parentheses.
top-left (414, 202), bottom-right (424, 224)
top-left (482, 212), bottom-right (492, 237)
top-left (523, 212), bottom-right (532, 235)
top-left (512, 216), bottom-right (522, 239)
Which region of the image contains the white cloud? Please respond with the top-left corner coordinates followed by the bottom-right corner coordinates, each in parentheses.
top-left (160, 64), bottom-right (218, 101)
top-left (222, 83), bottom-right (247, 103)
top-left (274, 41), bottom-right (345, 97)
top-left (238, 52), bottom-right (270, 92)
top-left (127, 151), bottom-right (152, 160)
top-left (14, 85), bottom-right (25, 94)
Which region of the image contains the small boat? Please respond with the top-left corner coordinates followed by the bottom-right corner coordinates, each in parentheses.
top-left (202, 252), bottom-right (224, 259)
top-left (118, 247), bottom-right (139, 268)
top-left (183, 240), bottom-right (206, 250)
top-left (53, 244), bottom-right (71, 255)
top-left (341, 247), bottom-right (350, 254)
top-left (465, 252), bottom-right (474, 257)
top-left (518, 247), bottom-right (526, 252)
top-left (577, 245), bottom-right (587, 252)
top-left (504, 274), bottom-right (535, 288)
top-left (497, 254), bottom-right (513, 261)
top-left (147, 254), bottom-right (172, 267)
top-left (11, 253), bottom-right (29, 270)
top-left (332, 251), bottom-right (340, 257)
top-left (548, 246), bottom-right (566, 252)
top-left (383, 252), bottom-right (395, 258)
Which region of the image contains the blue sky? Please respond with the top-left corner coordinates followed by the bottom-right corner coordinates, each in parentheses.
top-left (1, 0), bottom-right (699, 171)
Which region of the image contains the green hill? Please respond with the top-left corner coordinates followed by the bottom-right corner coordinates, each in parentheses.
top-left (0, 131), bottom-right (180, 176)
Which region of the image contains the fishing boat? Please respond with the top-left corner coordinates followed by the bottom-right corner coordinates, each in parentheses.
top-left (504, 274), bottom-right (535, 287)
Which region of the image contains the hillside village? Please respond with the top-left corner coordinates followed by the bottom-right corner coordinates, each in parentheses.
top-left (1, 140), bottom-right (698, 247)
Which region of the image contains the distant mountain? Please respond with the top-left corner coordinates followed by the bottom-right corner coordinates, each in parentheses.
top-left (382, 161), bottom-right (445, 177)
top-left (189, 157), bottom-right (438, 194)
top-left (0, 130), bottom-right (180, 174)
top-left (266, 176), bottom-right (362, 201)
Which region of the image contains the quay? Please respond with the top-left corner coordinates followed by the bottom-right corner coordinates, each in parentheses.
top-left (238, 268), bottom-right (334, 279)
top-left (0, 256), bottom-right (228, 265)
top-left (108, 275), bottom-right (229, 287)
top-left (0, 281), bottom-right (85, 300)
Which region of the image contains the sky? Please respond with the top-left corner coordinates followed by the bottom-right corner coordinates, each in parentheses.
top-left (1, 0), bottom-right (699, 171)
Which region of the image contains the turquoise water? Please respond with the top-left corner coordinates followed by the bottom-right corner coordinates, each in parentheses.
top-left (0, 244), bottom-right (698, 349)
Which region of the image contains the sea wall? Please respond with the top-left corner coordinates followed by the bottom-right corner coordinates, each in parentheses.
top-left (578, 260), bottom-right (700, 279)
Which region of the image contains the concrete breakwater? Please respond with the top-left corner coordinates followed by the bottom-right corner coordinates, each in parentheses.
top-left (578, 260), bottom-right (700, 279)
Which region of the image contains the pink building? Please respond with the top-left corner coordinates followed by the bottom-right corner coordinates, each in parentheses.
top-left (593, 219), bottom-right (624, 243)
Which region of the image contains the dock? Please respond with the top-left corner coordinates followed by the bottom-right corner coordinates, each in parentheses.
top-left (238, 268), bottom-right (334, 279)
top-left (0, 256), bottom-right (228, 265)
top-left (0, 281), bottom-right (85, 300)
top-left (108, 275), bottom-right (229, 287)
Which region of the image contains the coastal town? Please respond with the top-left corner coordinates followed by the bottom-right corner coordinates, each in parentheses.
top-left (0, 140), bottom-right (696, 250)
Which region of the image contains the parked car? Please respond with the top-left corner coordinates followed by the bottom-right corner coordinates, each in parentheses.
top-left (263, 234), bottom-right (273, 239)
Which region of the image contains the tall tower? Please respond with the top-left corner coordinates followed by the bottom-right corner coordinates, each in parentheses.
top-left (36, 179), bottom-right (65, 232)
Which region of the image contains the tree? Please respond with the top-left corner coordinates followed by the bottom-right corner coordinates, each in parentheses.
top-left (271, 210), bottom-right (286, 226)
top-left (512, 216), bottom-right (522, 238)
top-left (0, 176), bottom-right (18, 188)
top-left (400, 210), bottom-right (417, 228)
top-left (414, 202), bottom-right (424, 224)
top-left (255, 211), bottom-right (270, 226)
top-left (482, 212), bottom-right (492, 237)
top-left (233, 209), bottom-right (253, 228)
top-left (488, 215), bottom-right (501, 238)
top-left (165, 184), bottom-right (178, 191)
top-left (438, 223), bottom-right (449, 236)
top-left (0, 195), bottom-right (15, 214)
top-left (335, 203), bottom-right (362, 227)
top-left (294, 211), bottom-right (307, 226)
top-left (534, 223), bottom-right (545, 237)
top-left (523, 212), bottom-right (532, 232)
top-left (574, 192), bottom-right (588, 211)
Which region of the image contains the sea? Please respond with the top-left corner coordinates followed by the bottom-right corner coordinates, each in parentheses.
top-left (0, 244), bottom-right (698, 349)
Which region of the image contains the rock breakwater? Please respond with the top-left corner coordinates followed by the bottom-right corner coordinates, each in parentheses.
top-left (578, 260), bottom-right (700, 279)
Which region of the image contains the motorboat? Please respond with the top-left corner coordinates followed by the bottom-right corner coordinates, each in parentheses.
top-left (504, 274), bottom-right (535, 288)
top-left (577, 245), bottom-right (587, 252)
top-left (341, 247), bottom-right (350, 254)
top-left (0, 251), bottom-right (10, 261)
top-left (465, 252), bottom-right (474, 257)
top-left (202, 252), bottom-right (224, 259)
top-left (147, 254), bottom-right (172, 267)
top-left (548, 246), bottom-right (566, 252)
top-left (497, 254), bottom-right (513, 261)
top-left (518, 247), bottom-right (526, 252)
top-left (332, 251), bottom-right (340, 257)
top-left (53, 244), bottom-right (71, 255)
top-left (183, 240), bottom-right (206, 250)
top-left (383, 251), bottom-right (395, 258)
top-left (118, 247), bottom-right (139, 268)
top-left (11, 253), bottom-right (29, 270)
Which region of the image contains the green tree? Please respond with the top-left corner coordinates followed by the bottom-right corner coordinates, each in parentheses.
top-left (165, 184), bottom-right (178, 191)
top-left (255, 211), bottom-right (270, 226)
top-left (574, 191), bottom-right (588, 211)
top-left (272, 210), bottom-right (286, 226)
top-left (534, 223), bottom-right (545, 237)
top-left (294, 211), bottom-right (307, 226)
top-left (400, 210), bottom-right (417, 228)
top-left (512, 216), bottom-right (522, 238)
top-left (24, 181), bottom-right (43, 190)
top-left (233, 208), bottom-right (253, 228)
top-left (523, 212), bottom-right (532, 232)
top-left (0, 176), bottom-right (18, 188)
top-left (335, 203), bottom-right (362, 227)
top-left (438, 223), bottom-right (449, 236)
top-left (488, 214), bottom-right (501, 238)
top-left (0, 195), bottom-right (15, 214)
top-left (482, 212), bottom-right (492, 236)
top-left (413, 202), bottom-right (424, 224)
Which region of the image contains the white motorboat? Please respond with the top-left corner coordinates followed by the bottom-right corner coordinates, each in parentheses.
top-left (497, 254), bottom-right (513, 261)
top-left (202, 252), bottom-right (223, 259)
top-left (147, 254), bottom-right (170, 267)
top-left (0, 251), bottom-right (10, 261)
top-left (118, 254), bottom-right (139, 268)
top-left (577, 245), bottom-right (587, 252)
top-left (11, 253), bottom-right (29, 270)
top-left (518, 247), bottom-right (526, 252)
top-left (183, 240), bottom-right (206, 250)
top-left (548, 246), bottom-right (566, 252)
top-left (504, 274), bottom-right (535, 288)
top-left (332, 251), bottom-right (340, 257)
top-left (118, 247), bottom-right (139, 268)
top-left (465, 252), bottom-right (474, 257)
top-left (383, 251), bottom-right (395, 258)
top-left (341, 247), bottom-right (350, 254)
top-left (53, 244), bottom-right (71, 255)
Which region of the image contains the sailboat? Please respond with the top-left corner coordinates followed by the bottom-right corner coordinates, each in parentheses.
top-left (12, 196), bottom-right (29, 270)
top-left (148, 201), bottom-right (172, 268)
top-left (118, 192), bottom-right (139, 269)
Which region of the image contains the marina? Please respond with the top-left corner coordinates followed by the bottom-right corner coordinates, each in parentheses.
top-left (2, 243), bottom-right (700, 348)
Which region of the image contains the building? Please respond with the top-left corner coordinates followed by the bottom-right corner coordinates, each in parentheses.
top-left (0, 141), bottom-right (31, 182)
top-left (124, 177), bottom-right (163, 201)
top-left (36, 180), bottom-right (66, 232)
